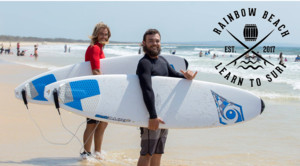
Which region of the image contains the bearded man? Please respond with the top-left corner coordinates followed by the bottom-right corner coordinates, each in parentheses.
top-left (136, 29), bottom-right (197, 166)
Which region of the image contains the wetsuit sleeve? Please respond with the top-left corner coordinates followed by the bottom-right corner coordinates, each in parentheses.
top-left (136, 60), bottom-right (157, 119)
top-left (90, 46), bottom-right (101, 70)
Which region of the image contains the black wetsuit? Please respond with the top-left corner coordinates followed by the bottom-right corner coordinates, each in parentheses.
top-left (136, 54), bottom-right (184, 119)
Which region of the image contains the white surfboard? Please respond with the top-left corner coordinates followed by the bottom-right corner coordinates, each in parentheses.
top-left (15, 55), bottom-right (187, 105)
top-left (44, 75), bottom-right (264, 129)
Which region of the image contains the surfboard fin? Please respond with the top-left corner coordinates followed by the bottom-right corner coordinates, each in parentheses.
top-left (53, 89), bottom-right (61, 115)
top-left (21, 89), bottom-right (28, 110)
top-left (184, 58), bottom-right (189, 69)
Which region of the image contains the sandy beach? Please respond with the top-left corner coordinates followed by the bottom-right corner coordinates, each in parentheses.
top-left (0, 56), bottom-right (299, 166)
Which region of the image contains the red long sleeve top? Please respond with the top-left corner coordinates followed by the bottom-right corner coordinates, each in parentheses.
top-left (85, 43), bottom-right (105, 70)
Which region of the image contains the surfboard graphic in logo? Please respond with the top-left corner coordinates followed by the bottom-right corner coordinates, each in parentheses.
top-left (211, 90), bottom-right (244, 125)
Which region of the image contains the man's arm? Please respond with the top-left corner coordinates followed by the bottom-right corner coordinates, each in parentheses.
top-left (137, 60), bottom-right (157, 119)
top-left (137, 60), bottom-right (165, 130)
top-left (89, 45), bottom-right (101, 75)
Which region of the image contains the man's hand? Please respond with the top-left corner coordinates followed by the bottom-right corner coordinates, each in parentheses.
top-left (148, 117), bottom-right (165, 130)
top-left (92, 69), bottom-right (102, 75)
top-left (180, 70), bottom-right (198, 80)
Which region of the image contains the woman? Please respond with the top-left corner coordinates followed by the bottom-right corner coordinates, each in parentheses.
top-left (81, 22), bottom-right (111, 160)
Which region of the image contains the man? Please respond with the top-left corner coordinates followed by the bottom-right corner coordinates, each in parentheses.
top-left (64, 44), bottom-right (67, 53)
top-left (136, 29), bottom-right (197, 166)
top-left (17, 42), bottom-right (20, 56)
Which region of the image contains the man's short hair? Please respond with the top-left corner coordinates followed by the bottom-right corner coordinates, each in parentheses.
top-left (143, 29), bottom-right (161, 42)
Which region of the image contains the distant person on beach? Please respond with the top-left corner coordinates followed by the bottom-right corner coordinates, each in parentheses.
top-left (245, 53), bottom-right (250, 60)
top-left (4, 43), bottom-right (11, 55)
top-left (68, 47), bottom-right (71, 53)
top-left (34, 44), bottom-right (38, 60)
top-left (256, 52), bottom-right (261, 62)
top-left (171, 49), bottom-right (176, 55)
top-left (139, 43), bottom-right (143, 54)
top-left (295, 55), bottom-right (300, 62)
top-left (136, 29), bottom-right (197, 166)
top-left (256, 56), bottom-right (261, 62)
top-left (20, 50), bottom-right (25, 56)
top-left (17, 42), bottom-right (20, 56)
top-left (279, 52), bottom-right (284, 65)
top-left (64, 44), bottom-right (67, 53)
top-left (256, 57), bottom-right (261, 62)
top-left (81, 22), bottom-right (111, 160)
top-left (199, 51), bottom-right (203, 57)
top-left (0, 44), bottom-right (3, 54)
top-left (212, 53), bottom-right (216, 59)
top-left (4, 43), bottom-right (10, 54)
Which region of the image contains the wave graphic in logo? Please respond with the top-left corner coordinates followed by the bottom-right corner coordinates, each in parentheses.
top-left (238, 59), bottom-right (264, 70)
top-left (237, 65), bottom-right (264, 70)
top-left (240, 60), bottom-right (257, 65)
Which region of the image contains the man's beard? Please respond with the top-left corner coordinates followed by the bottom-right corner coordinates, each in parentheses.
top-left (143, 45), bottom-right (161, 57)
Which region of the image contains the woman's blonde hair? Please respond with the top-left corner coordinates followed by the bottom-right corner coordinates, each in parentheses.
top-left (89, 22), bottom-right (111, 46)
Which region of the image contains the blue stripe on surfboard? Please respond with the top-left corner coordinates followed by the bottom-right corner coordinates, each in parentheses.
top-left (32, 74), bottom-right (57, 101)
top-left (65, 79), bottom-right (100, 111)
top-left (95, 114), bottom-right (109, 119)
top-left (170, 64), bottom-right (175, 70)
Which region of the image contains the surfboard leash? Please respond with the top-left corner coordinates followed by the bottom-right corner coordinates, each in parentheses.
top-left (21, 89), bottom-right (28, 109)
top-left (21, 89), bottom-right (106, 164)
top-left (52, 88), bottom-right (85, 145)
top-left (53, 89), bottom-right (61, 115)
top-left (25, 107), bottom-right (85, 146)
top-left (21, 88), bottom-right (84, 146)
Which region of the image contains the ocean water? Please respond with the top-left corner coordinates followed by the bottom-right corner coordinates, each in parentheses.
top-left (1, 43), bottom-right (299, 102)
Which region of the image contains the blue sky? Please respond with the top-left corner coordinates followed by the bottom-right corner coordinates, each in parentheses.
top-left (0, 1), bottom-right (299, 45)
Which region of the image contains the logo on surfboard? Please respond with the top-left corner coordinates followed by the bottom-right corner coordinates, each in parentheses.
top-left (213, 8), bottom-right (289, 87)
top-left (211, 90), bottom-right (244, 125)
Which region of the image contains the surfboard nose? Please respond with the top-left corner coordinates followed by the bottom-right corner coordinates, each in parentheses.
top-left (260, 99), bottom-right (265, 114)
